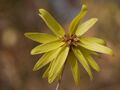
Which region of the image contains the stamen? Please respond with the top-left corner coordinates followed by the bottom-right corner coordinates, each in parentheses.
top-left (63, 34), bottom-right (79, 46)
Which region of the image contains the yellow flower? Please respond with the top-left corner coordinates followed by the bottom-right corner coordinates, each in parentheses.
top-left (25, 4), bottom-right (113, 85)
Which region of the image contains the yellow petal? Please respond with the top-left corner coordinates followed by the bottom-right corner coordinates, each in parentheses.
top-left (81, 50), bottom-right (100, 72)
top-left (80, 37), bottom-right (106, 45)
top-left (68, 52), bottom-right (80, 85)
top-left (42, 63), bottom-right (52, 78)
top-left (69, 4), bottom-right (87, 35)
top-left (24, 32), bottom-right (58, 43)
top-left (76, 18), bottom-right (98, 36)
top-left (79, 39), bottom-right (113, 55)
top-left (48, 46), bottom-right (69, 83)
top-left (39, 9), bottom-right (65, 37)
top-left (72, 47), bottom-right (93, 80)
top-left (31, 40), bottom-right (64, 55)
top-left (33, 47), bottom-right (62, 71)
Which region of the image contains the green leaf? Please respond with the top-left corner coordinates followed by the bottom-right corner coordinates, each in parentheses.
top-left (69, 4), bottom-right (87, 35)
top-left (31, 40), bottom-right (64, 55)
top-left (72, 47), bottom-right (93, 80)
top-left (24, 32), bottom-right (58, 43)
top-left (33, 47), bottom-right (62, 71)
top-left (81, 50), bottom-right (100, 72)
top-left (39, 9), bottom-right (65, 37)
top-left (79, 39), bottom-right (113, 55)
top-left (75, 18), bottom-right (98, 36)
top-left (80, 37), bottom-right (106, 45)
top-left (68, 52), bottom-right (80, 85)
top-left (48, 46), bottom-right (69, 83)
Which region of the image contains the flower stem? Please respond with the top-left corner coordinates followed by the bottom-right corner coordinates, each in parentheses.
top-left (56, 80), bottom-right (60, 90)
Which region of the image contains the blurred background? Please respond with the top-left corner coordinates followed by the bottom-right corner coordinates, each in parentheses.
top-left (0, 0), bottom-right (120, 90)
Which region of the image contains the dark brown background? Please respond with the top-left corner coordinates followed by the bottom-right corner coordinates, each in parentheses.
top-left (0, 0), bottom-right (120, 90)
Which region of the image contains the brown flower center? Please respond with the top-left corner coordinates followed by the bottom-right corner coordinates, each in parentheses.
top-left (63, 34), bottom-right (79, 46)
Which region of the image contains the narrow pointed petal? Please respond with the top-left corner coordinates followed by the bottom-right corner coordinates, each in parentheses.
top-left (55, 66), bottom-right (64, 81)
top-left (48, 46), bottom-right (69, 83)
top-left (68, 52), bottom-right (80, 85)
top-left (44, 60), bottom-right (64, 82)
top-left (46, 60), bottom-right (63, 82)
top-left (69, 4), bottom-right (87, 35)
top-left (82, 50), bottom-right (100, 72)
top-left (33, 47), bottom-right (62, 71)
top-left (79, 39), bottom-right (113, 55)
top-left (43, 60), bottom-right (63, 79)
top-left (42, 63), bottom-right (52, 78)
top-left (47, 58), bottom-right (56, 80)
top-left (76, 18), bottom-right (98, 36)
top-left (80, 47), bottom-right (99, 56)
top-left (80, 37), bottom-right (106, 45)
top-left (86, 54), bottom-right (100, 72)
top-left (72, 47), bottom-right (93, 80)
top-left (24, 32), bottom-right (58, 43)
top-left (39, 9), bottom-right (65, 37)
top-left (31, 40), bottom-right (64, 55)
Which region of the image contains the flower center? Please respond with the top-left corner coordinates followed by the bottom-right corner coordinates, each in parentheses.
top-left (63, 34), bottom-right (79, 46)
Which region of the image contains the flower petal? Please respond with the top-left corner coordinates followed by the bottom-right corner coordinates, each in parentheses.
top-left (79, 39), bottom-right (113, 55)
top-left (81, 50), bottom-right (100, 72)
top-left (86, 54), bottom-right (100, 72)
top-left (55, 66), bottom-right (64, 81)
top-left (72, 47), bottom-right (93, 80)
top-left (31, 40), bottom-right (64, 55)
top-left (69, 4), bottom-right (87, 35)
top-left (68, 52), bottom-right (80, 85)
top-left (43, 60), bottom-right (63, 81)
top-left (24, 32), bottom-right (58, 43)
top-left (33, 47), bottom-right (62, 71)
top-left (80, 37), bottom-right (106, 45)
top-left (75, 18), bottom-right (98, 36)
top-left (79, 47), bottom-right (99, 56)
top-left (48, 46), bottom-right (69, 83)
top-left (42, 63), bottom-right (51, 78)
top-left (39, 9), bottom-right (65, 37)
